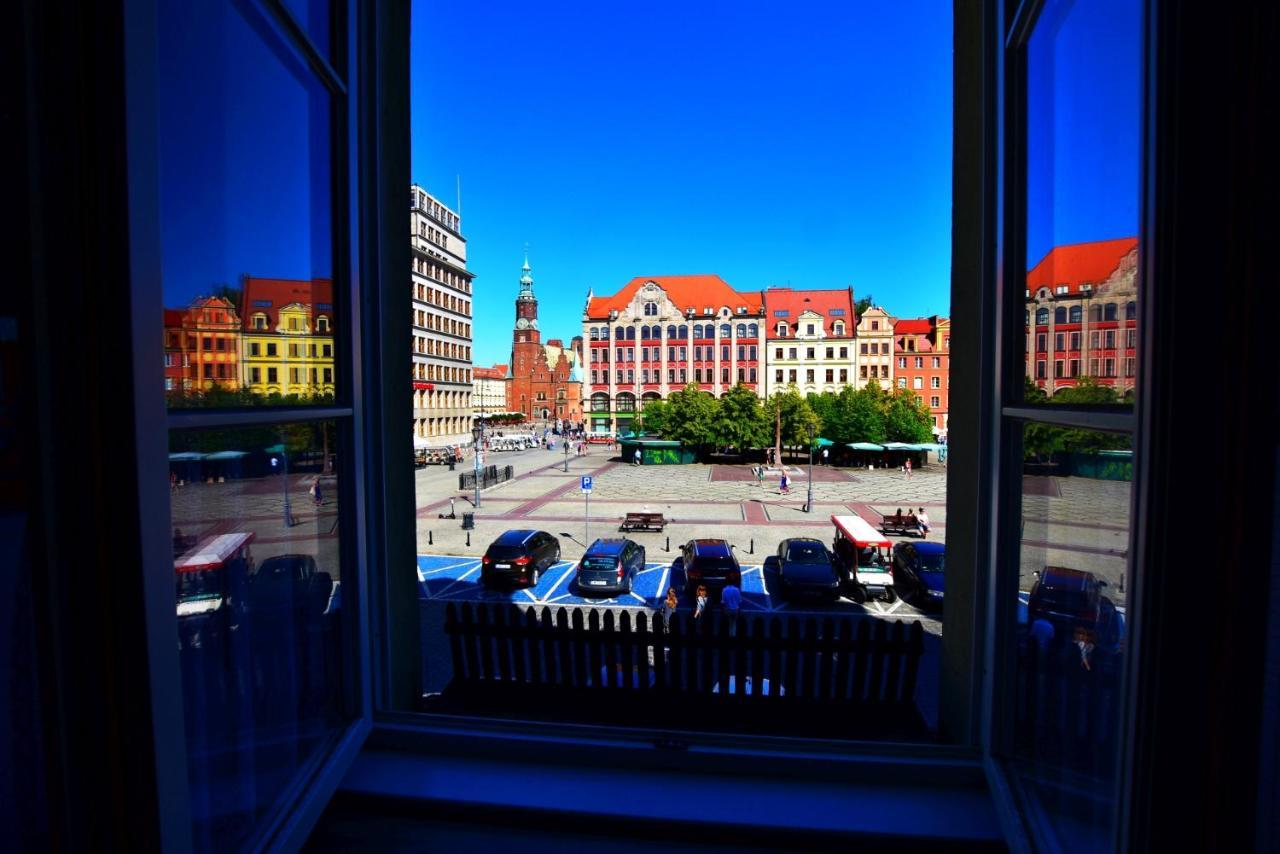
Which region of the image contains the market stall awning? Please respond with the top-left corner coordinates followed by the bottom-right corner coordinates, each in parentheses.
top-left (847, 442), bottom-right (885, 451)
top-left (883, 442), bottom-right (925, 451)
top-left (812, 437), bottom-right (835, 447)
top-left (204, 450), bottom-right (248, 461)
top-left (168, 452), bottom-right (205, 461)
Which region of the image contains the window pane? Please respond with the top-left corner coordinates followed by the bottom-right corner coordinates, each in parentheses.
top-left (170, 421), bottom-right (344, 851)
top-left (281, 0), bottom-right (333, 61)
top-left (1021, 0), bottom-right (1140, 406)
top-left (1011, 423), bottom-right (1131, 851)
top-left (158, 0), bottom-right (336, 408)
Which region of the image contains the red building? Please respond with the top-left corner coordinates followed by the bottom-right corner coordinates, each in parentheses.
top-left (893, 315), bottom-right (951, 436)
top-left (1024, 238), bottom-right (1138, 397)
top-left (505, 256), bottom-right (583, 425)
top-left (582, 275), bottom-right (765, 435)
top-left (162, 296), bottom-right (241, 394)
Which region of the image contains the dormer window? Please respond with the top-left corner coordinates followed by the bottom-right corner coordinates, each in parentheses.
top-left (609, 310), bottom-right (618, 319)
top-left (643, 302), bottom-right (658, 316)
top-left (704, 307), bottom-right (713, 315)
top-left (833, 321), bottom-right (845, 335)
top-left (317, 316), bottom-right (330, 332)
top-left (776, 323), bottom-right (788, 337)
top-left (806, 324), bottom-right (815, 335)
top-left (252, 313), bottom-right (268, 330)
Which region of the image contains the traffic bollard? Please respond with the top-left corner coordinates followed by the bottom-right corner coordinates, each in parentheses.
top-left (429, 530), bottom-right (433, 546)
top-left (749, 539), bottom-right (754, 554)
top-left (466, 531), bottom-right (471, 547)
top-left (665, 536), bottom-right (670, 552)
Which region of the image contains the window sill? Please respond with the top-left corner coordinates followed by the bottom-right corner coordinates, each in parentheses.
top-left (336, 720), bottom-right (1005, 847)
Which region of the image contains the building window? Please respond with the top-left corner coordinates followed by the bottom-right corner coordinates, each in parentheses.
top-left (788, 370), bottom-right (797, 383)
top-left (806, 323), bottom-right (815, 335)
top-left (825, 369), bottom-right (834, 383)
top-left (1105, 330), bottom-right (1116, 348)
top-left (738, 345), bottom-right (745, 360)
top-left (931, 376), bottom-right (941, 389)
top-left (1036, 333), bottom-right (1047, 352)
top-left (267, 367), bottom-right (277, 384)
top-left (898, 377), bottom-right (907, 389)
top-left (930, 396), bottom-right (940, 408)
top-left (775, 369), bottom-right (783, 383)
top-left (913, 376), bottom-right (922, 389)
top-left (860, 366), bottom-right (868, 378)
top-left (1036, 360), bottom-right (1046, 379)
top-left (881, 342), bottom-right (889, 354)
top-left (871, 320), bottom-right (879, 330)
top-left (1054, 360), bottom-right (1064, 378)
top-left (1126, 329), bottom-right (1136, 348)
top-left (776, 323), bottom-right (788, 337)
top-left (720, 368), bottom-right (729, 383)
top-left (915, 356), bottom-right (924, 368)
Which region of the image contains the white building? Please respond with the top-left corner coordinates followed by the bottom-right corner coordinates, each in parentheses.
top-left (410, 184), bottom-right (475, 447)
top-left (762, 287), bottom-right (857, 397)
top-left (471, 364), bottom-right (509, 416)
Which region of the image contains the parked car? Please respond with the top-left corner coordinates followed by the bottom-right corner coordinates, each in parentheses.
top-left (575, 538), bottom-right (645, 596)
top-left (774, 537), bottom-right (844, 601)
top-left (679, 538), bottom-right (741, 599)
top-left (1027, 566), bottom-right (1110, 632)
top-left (892, 541), bottom-right (946, 607)
top-left (481, 529), bottom-right (560, 587)
top-left (249, 553), bottom-right (334, 617)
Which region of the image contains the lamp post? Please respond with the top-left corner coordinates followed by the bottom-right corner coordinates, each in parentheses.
top-left (563, 436), bottom-right (570, 472)
top-left (805, 424), bottom-right (815, 513)
top-left (471, 418), bottom-right (484, 509)
top-left (271, 449), bottom-right (293, 527)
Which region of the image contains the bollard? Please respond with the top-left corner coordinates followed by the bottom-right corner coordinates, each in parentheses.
top-left (429, 530), bottom-right (433, 546)
top-left (749, 538), bottom-right (754, 554)
top-left (665, 536), bottom-right (670, 552)
top-left (466, 530), bottom-right (471, 547)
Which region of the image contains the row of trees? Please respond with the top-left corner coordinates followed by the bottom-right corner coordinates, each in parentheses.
top-left (1022, 377), bottom-right (1131, 459)
top-left (638, 380), bottom-right (935, 460)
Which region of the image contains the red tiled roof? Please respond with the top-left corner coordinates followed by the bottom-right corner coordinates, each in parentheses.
top-left (586, 275), bottom-right (763, 318)
top-left (762, 287), bottom-right (854, 340)
top-left (1027, 238), bottom-right (1138, 295)
top-left (894, 318), bottom-right (934, 335)
top-left (164, 309), bottom-right (184, 329)
top-left (473, 365), bottom-right (508, 380)
top-left (240, 277), bottom-right (334, 331)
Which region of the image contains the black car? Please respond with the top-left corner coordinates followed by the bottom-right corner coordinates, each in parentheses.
top-left (481, 530), bottom-right (561, 587)
top-left (679, 538), bottom-right (741, 598)
top-left (575, 538), bottom-right (645, 596)
top-left (774, 538), bottom-right (844, 601)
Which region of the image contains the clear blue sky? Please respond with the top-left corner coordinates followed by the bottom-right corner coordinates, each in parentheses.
top-left (412, 1), bottom-right (955, 366)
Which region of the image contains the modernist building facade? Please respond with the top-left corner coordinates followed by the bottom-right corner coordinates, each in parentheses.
top-left (410, 184), bottom-right (475, 446)
top-left (762, 287), bottom-right (857, 397)
top-left (1024, 237), bottom-right (1138, 397)
top-left (894, 315), bottom-right (951, 436)
top-left (239, 277), bottom-right (335, 397)
top-left (582, 275), bottom-right (765, 435)
top-left (505, 256), bottom-right (583, 425)
top-left (856, 306), bottom-right (896, 390)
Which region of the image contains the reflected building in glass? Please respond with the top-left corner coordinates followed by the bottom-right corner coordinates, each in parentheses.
top-left (163, 296), bottom-right (243, 395)
top-left (239, 277), bottom-right (335, 398)
top-left (410, 185), bottom-right (474, 448)
top-left (1024, 238), bottom-right (1138, 398)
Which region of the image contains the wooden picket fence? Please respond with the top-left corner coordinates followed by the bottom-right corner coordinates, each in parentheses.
top-left (433, 602), bottom-right (928, 739)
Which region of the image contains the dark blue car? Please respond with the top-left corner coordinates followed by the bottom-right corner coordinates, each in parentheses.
top-left (575, 538), bottom-right (645, 596)
top-left (892, 541), bottom-right (946, 608)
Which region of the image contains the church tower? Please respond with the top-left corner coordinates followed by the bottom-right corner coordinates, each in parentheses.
top-left (509, 251), bottom-right (546, 418)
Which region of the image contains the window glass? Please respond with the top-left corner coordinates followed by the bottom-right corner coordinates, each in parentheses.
top-left (159, 0), bottom-right (335, 409)
top-left (1012, 424), bottom-right (1130, 852)
top-left (170, 421), bottom-right (344, 852)
top-left (1021, 0), bottom-right (1140, 407)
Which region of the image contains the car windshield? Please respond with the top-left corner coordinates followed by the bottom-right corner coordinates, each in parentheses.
top-left (176, 569), bottom-right (222, 600)
top-left (917, 553), bottom-right (945, 573)
top-left (785, 543), bottom-right (827, 563)
top-left (582, 555), bottom-right (619, 570)
top-left (1038, 588), bottom-right (1089, 612)
top-left (487, 545), bottom-right (526, 559)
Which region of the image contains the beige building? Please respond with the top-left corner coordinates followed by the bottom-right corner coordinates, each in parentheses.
top-left (410, 184), bottom-right (475, 447)
top-left (762, 287), bottom-right (857, 397)
top-left (471, 364), bottom-right (509, 416)
top-left (856, 306), bottom-right (896, 389)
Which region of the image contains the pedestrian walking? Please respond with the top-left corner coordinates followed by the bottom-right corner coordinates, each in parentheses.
top-left (312, 481), bottom-right (323, 508)
top-left (905, 458), bottom-right (912, 478)
top-left (661, 587), bottom-right (678, 633)
top-left (779, 472), bottom-right (790, 494)
top-left (694, 584), bottom-right (708, 621)
top-left (633, 448), bottom-right (642, 466)
top-left (756, 465), bottom-right (765, 488)
top-left (822, 447), bottom-right (830, 466)
top-left (721, 582), bottom-right (741, 636)
top-left (917, 507), bottom-right (930, 538)
top-left (170, 470), bottom-right (178, 493)
top-left (1074, 627), bottom-right (1096, 672)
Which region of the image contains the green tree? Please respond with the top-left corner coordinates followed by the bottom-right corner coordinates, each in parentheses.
top-left (882, 386), bottom-right (934, 443)
top-left (841, 384), bottom-right (888, 444)
top-left (714, 383), bottom-right (768, 452)
top-left (766, 385), bottom-right (822, 461)
top-left (641, 399), bottom-right (673, 437)
top-left (663, 383), bottom-right (721, 457)
top-left (855, 294), bottom-right (874, 316)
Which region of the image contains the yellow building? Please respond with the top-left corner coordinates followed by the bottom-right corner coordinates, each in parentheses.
top-left (239, 277), bottom-right (335, 398)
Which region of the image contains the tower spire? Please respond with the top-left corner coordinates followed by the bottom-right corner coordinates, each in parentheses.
top-left (518, 246), bottom-right (534, 298)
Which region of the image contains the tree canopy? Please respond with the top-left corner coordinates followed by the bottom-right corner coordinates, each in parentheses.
top-left (1022, 376), bottom-right (1131, 460)
top-left (802, 380), bottom-right (931, 446)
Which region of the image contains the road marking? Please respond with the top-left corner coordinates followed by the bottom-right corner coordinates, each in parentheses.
top-left (539, 564), bottom-right (578, 604)
top-left (417, 558), bottom-right (479, 577)
top-left (433, 563), bottom-right (482, 598)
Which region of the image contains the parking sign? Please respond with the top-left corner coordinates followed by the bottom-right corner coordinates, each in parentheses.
top-left (580, 475), bottom-right (593, 493)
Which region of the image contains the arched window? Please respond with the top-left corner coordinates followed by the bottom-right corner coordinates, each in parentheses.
top-left (776, 323), bottom-right (788, 337)
top-left (625, 326), bottom-right (636, 340)
top-left (693, 324), bottom-right (704, 339)
top-left (748, 324), bottom-right (758, 338)
top-left (678, 325), bottom-right (688, 338)
top-left (601, 327), bottom-right (610, 340)
top-left (736, 323), bottom-right (747, 338)
top-left (666, 325), bottom-right (677, 339)
top-left (590, 328), bottom-right (599, 340)
top-left (1069, 306), bottom-right (1082, 323)
top-left (640, 326), bottom-right (651, 340)
top-left (1125, 301), bottom-right (1136, 319)
top-left (719, 324), bottom-right (731, 338)
top-left (316, 315), bottom-right (330, 332)
top-left (1104, 303), bottom-right (1118, 321)
top-left (1054, 307), bottom-right (1066, 324)
top-left (1035, 308), bottom-right (1049, 325)
top-left (1089, 305), bottom-right (1103, 323)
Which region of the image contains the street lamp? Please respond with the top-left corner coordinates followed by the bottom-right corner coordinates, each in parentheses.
top-left (563, 436), bottom-right (570, 472)
top-left (471, 418), bottom-right (484, 509)
top-left (805, 423), bottom-right (816, 513)
top-left (270, 449), bottom-right (294, 527)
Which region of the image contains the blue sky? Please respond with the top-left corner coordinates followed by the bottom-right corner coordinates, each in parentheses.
top-left (412, 1), bottom-right (955, 366)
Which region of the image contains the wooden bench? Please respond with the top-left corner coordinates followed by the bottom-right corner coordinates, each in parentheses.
top-left (881, 513), bottom-right (924, 537)
top-left (620, 511), bottom-right (666, 532)
top-left (429, 602), bottom-right (928, 740)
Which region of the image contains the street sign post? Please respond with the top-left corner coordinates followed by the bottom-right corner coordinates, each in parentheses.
top-left (580, 476), bottom-right (593, 544)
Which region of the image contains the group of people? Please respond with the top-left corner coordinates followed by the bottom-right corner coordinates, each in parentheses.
top-left (659, 582), bottom-right (742, 635)
top-left (893, 506), bottom-right (931, 537)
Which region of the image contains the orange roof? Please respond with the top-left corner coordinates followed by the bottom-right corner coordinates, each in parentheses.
top-left (164, 309), bottom-right (184, 329)
top-left (240, 277), bottom-right (334, 331)
top-left (586, 275), bottom-right (762, 318)
top-left (1027, 238), bottom-right (1138, 295)
top-left (894, 318), bottom-right (934, 335)
top-left (762, 287), bottom-right (854, 340)
top-left (473, 365), bottom-right (508, 380)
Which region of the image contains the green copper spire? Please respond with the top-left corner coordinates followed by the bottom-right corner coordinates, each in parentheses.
top-left (518, 247), bottom-right (534, 299)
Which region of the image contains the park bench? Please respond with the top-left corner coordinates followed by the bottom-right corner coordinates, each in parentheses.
top-left (429, 602), bottom-right (928, 740)
top-left (620, 511), bottom-right (667, 532)
top-left (881, 512), bottom-right (924, 537)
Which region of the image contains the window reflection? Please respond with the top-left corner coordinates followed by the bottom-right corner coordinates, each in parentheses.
top-left (158, 0), bottom-right (335, 408)
top-left (171, 421), bottom-right (342, 852)
top-left (1021, 0), bottom-right (1141, 405)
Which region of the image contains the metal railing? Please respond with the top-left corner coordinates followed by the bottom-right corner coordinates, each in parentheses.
top-left (459, 464), bottom-right (514, 491)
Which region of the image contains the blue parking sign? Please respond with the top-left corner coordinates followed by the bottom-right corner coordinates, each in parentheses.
top-left (580, 475), bottom-right (593, 492)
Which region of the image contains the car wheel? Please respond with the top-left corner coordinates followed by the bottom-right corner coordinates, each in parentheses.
top-left (883, 586), bottom-right (897, 604)
top-left (553, 548), bottom-right (561, 563)
top-left (850, 585), bottom-right (867, 604)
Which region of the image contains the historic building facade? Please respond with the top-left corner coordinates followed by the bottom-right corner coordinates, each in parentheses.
top-left (582, 275), bottom-right (765, 435)
top-left (856, 305), bottom-right (895, 390)
top-left (762, 287), bottom-right (857, 397)
top-left (505, 256), bottom-right (583, 425)
top-left (1024, 237), bottom-right (1138, 397)
top-left (894, 315), bottom-right (951, 437)
top-left (163, 296), bottom-right (242, 394)
top-left (471, 364), bottom-right (509, 416)
top-left (410, 184), bottom-right (475, 446)
top-left (239, 277), bottom-right (334, 397)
